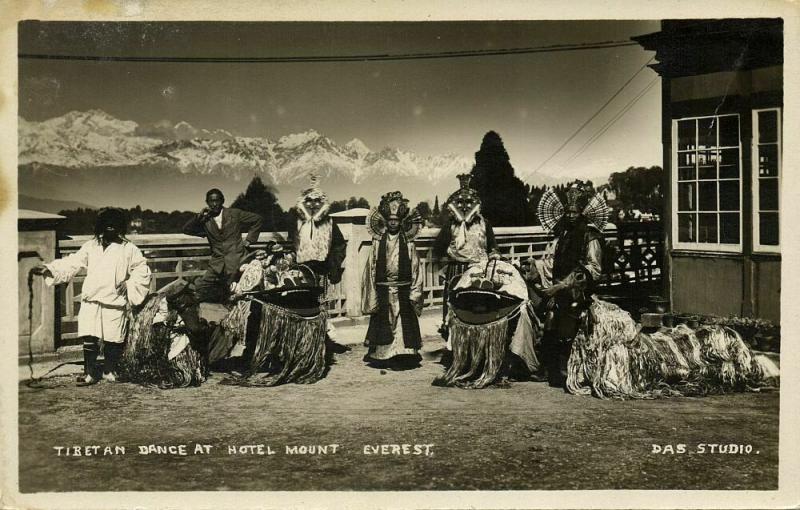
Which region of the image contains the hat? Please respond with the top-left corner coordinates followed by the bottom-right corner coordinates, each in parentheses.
top-left (367, 191), bottom-right (422, 240)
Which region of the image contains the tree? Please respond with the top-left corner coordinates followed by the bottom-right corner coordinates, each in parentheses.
top-left (231, 176), bottom-right (287, 230)
top-left (329, 196), bottom-right (370, 215)
top-left (415, 200), bottom-right (432, 223)
top-left (469, 131), bottom-right (530, 226)
top-left (606, 166), bottom-right (664, 215)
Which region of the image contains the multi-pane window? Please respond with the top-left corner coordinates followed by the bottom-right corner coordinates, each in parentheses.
top-left (753, 108), bottom-right (781, 251)
top-left (674, 114), bottom-right (741, 251)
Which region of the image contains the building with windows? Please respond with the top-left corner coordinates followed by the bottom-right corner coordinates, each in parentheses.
top-left (633, 19), bottom-right (782, 322)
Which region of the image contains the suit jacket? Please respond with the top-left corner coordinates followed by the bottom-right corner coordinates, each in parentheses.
top-left (183, 207), bottom-right (263, 275)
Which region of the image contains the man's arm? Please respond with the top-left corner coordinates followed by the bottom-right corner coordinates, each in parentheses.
top-left (238, 209), bottom-right (263, 246)
top-left (183, 212), bottom-right (208, 237)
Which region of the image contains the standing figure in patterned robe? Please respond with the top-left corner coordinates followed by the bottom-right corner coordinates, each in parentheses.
top-left (287, 176), bottom-right (347, 343)
top-left (362, 191), bottom-right (424, 369)
top-left (432, 174), bottom-right (500, 340)
top-left (287, 176), bottom-right (347, 293)
top-left (527, 183), bottom-right (608, 388)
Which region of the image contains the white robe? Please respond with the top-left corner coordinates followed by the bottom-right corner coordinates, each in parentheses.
top-left (46, 239), bottom-right (152, 343)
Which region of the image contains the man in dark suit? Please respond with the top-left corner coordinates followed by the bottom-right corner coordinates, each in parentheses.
top-left (183, 188), bottom-right (263, 303)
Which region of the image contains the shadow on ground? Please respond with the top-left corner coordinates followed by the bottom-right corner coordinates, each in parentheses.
top-left (18, 337), bottom-right (778, 492)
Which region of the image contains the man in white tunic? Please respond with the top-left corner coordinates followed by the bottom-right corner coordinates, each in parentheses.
top-left (33, 208), bottom-right (152, 385)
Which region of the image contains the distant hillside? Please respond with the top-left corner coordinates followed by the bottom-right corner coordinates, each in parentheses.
top-left (19, 194), bottom-right (97, 214)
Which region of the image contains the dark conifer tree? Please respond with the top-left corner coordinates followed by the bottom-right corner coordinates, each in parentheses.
top-left (469, 131), bottom-right (529, 226)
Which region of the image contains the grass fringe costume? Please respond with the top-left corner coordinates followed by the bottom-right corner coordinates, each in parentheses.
top-left (119, 281), bottom-right (206, 389)
top-left (567, 298), bottom-right (777, 399)
top-left (219, 253), bottom-right (328, 386)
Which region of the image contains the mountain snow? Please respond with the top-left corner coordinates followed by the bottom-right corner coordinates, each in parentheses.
top-left (19, 110), bottom-right (473, 188)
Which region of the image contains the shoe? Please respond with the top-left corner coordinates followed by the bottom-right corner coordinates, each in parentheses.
top-left (76, 374), bottom-right (99, 386)
top-left (102, 372), bottom-right (117, 383)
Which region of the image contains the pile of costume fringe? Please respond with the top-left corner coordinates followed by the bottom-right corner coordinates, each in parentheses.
top-left (567, 298), bottom-right (780, 399)
top-left (118, 293), bottom-right (206, 389)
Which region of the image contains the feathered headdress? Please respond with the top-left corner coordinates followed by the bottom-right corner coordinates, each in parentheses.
top-left (296, 174), bottom-right (330, 222)
top-left (537, 183), bottom-right (610, 233)
top-left (366, 191), bottom-right (422, 240)
top-left (299, 174), bottom-right (328, 203)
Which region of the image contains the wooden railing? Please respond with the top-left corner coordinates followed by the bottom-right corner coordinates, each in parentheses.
top-left (55, 222), bottom-right (663, 345)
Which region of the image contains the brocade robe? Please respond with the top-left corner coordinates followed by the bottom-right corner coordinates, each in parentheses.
top-left (361, 233), bottom-right (423, 359)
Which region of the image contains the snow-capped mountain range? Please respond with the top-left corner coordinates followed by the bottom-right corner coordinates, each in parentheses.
top-left (19, 109), bottom-right (476, 211)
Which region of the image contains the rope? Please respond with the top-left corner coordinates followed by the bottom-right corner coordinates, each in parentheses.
top-left (25, 269), bottom-right (72, 388)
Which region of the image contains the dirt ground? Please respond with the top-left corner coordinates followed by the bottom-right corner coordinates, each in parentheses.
top-left (18, 334), bottom-right (778, 492)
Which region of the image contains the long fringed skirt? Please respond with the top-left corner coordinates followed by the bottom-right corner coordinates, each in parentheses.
top-left (221, 300), bottom-right (328, 387)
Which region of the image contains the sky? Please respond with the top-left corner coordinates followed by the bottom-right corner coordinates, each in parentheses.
top-left (18, 20), bottom-right (663, 183)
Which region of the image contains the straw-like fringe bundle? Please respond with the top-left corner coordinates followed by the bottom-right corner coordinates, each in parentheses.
top-left (566, 298), bottom-right (777, 399)
top-left (433, 310), bottom-right (509, 389)
top-left (209, 299), bottom-right (252, 361)
top-left (221, 301), bottom-right (327, 387)
top-left (119, 295), bottom-right (206, 389)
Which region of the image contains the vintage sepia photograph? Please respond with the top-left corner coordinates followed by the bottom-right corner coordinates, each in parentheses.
top-left (5, 5), bottom-right (797, 507)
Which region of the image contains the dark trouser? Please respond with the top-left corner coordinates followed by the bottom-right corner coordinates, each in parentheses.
top-left (103, 342), bottom-right (124, 375)
top-left (192, 268), bottom-right (235, 304)
top-left (540, 331), bottom-right (572, 387)
top-left (81, 336), bottom-right (100, 378)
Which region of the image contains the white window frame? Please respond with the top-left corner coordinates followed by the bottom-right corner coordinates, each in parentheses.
top-left (752, 107), bottom-right (781, 253)
top-left (671, 113), bottom-right (743, 253)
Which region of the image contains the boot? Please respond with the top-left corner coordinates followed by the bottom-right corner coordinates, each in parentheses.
top-left (102, 342), bottom-right (123, 382)
top-left (558, 340), bottom-right (573, 389)
top-left (541, 332), bottom-right (562, 387)
top-left (77, 337), bottom-right (100, 386)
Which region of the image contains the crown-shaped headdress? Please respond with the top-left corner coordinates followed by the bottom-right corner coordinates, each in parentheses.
top-left (377, 191), bottom-right (410, 220)
top-left (446, 173), bottom-right (480, 204)
top-left (367, 191), bottom-right (422, 240)
top-left (537, 181), bottom-right (611, 233)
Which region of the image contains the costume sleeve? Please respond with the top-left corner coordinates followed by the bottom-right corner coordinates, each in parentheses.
top-left (183, 214), bottom-right (207, 237)
top-left (409, 241), bottom-right (424, 313)
top-left (326, 224), bottom-right (347, 284)
top-left (534, 240), bottom-right (556, 288)
top-left (581, 238), bottom-right (603, 282)
top-left (44, 241), bottom-right (91, 286)
top-left (361, 243), bottom-right (378, 315)
top-left (431, 220), bottom-right (452, 260)
top-left (238, 209), bottom-right (264, 244)
top-left (484, 219), bottom-right (499, 255)
top-left (125, 245), bottom-right (152, 306)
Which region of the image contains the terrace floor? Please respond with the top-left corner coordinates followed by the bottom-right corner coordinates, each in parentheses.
top-left (18, 313), bottom-right (779, 492)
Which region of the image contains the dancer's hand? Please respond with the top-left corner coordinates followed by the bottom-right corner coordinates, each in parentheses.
top-left (31, 265), bottom-right (52, 278)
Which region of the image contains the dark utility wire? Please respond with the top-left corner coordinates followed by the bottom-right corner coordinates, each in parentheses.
top-left (18, 40), bottom-right (640, 63)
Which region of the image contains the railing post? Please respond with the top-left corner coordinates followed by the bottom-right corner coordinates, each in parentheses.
top-left (18, 210), bottom-right (65, 356)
